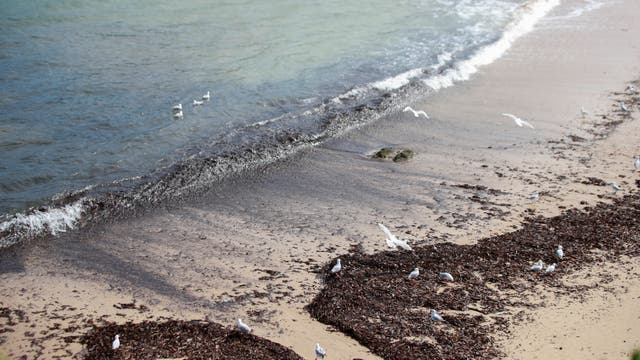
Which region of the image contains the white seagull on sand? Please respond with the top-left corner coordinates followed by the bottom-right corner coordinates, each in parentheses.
top-left (633, 156), bottom-right (640, 171)
top-left (530, 260), bottom-right (544, 271)
top-left (172, 103), bottom-right (182, 112)
top-left (555, 245), bottom-right (564, 260)
top-left (193, 99), bottom-right (204, 106)
top-left (527, 192), bottom-right (540, 200)
top-left (236, 319), bottom-right (252, 333)
top-left (620, 102), bottom-right (629, 112)
top-left (580, 107), bottom-right (588, 117)
top-left (378, 223), bottom-right (412, 251)
top-left (403, 106), bottom-right (430, 119)
top-left (502, 113), bottom-right (534, 129)
top-left (112, 334), bottom-right (120, 350)
top-left (330, 259), bottom-right (342, 274)
top-left (430, 309), bottom-right (445, 322)
top-left (545, 263), bottom-right (556, 274)
top-left (627, 85), bottom-right (637, 94)
top-left (315, 342), bottom-right (326, 359)
top-left (408, 267), bottom-right (420, 280)
top-left (173, 110), bottom-right (184, 119)
top-left (611, 182), bottom-right (621, 191)
top-left (202, 91), bottom-right (211, 101)
top-left (439, 272), bottom-right (454, 282)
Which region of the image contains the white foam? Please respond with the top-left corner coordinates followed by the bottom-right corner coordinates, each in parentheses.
top-left (0, 200), bottom-right (86, 241)
top-left (371, 68), bottom-right (425, 92)
top-left (424, 0), bottom-right (560, 91)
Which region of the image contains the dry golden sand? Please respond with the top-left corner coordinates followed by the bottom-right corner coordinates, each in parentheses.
top-left (2, 0), bottom-right (640, 359)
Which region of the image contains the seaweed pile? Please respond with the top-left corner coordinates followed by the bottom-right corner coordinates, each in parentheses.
top-left (81, 320), bottom-right (302, 360)
top-left (307, 189), bottom-right (640, 359)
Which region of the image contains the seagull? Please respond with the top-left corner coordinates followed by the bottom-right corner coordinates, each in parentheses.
top-left (193, 99), bottom-right (204, 106)
top-left (555, 245), bottom-right (563, 260)
top-left (545, 263), bottom-right (556, 274)
top-left (202, 91), bottom-right (211, 101)
top-left (620, 102), bottom-right (629, 112)
top-left (580, 107), bottom-right (588, 117)
top-left (330, 259), bottom-right (342, 274)
top-left (173, 110), bottom-right (184, 118)
top-left (502, 113), bottom-right (534, 129)
top-left (315, 342), bottom-right (326, 359)
top-left (439, 272), bottom-right (454, 282)
top-left (611, 182), bottom-right (621, 191)
top-left (627, 85), bottom-right (637, 94)
top-left (527, 192), bottom-right (540, 200)
top-left (530, 260), bottom-right (543, 271)
top-left (112, 334), bottom-right (120, 350)
top-left (236, 319), bottom-right (252, 333)
top-left (403, 106), bottom-right (430, 119)
top-left (172, 103), bottom-right (182, 112)
top-left (430, 309), bottom-right (445, 322)
top-left (408, 267), bottom-right (420, 280)
top-left (378, 223), bottom-right (413, 251)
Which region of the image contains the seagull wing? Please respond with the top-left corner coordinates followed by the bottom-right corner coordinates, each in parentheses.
top-left (394, 238), bottom-right (413, 251)
top-left (520, 119), bottom-right (535, 129)
top-left (403, 106), bottom-right (413, 113)
top-left (416, 110), bottom-right (430, 119)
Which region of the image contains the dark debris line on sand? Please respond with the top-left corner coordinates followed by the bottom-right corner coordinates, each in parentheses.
top-left (80, 320), bottom-right (303, 360)
top-left (307, 186), bottom-right (640, 360)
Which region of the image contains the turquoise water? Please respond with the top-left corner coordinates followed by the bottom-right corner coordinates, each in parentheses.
top-left (0, 0), bottom-right (524, 215)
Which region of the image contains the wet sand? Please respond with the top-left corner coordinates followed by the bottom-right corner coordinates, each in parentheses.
top-left (2, 0), bottom-right (640, 358)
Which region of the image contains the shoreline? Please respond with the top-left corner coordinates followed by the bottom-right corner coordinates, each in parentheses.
top-left (3, 0), bottom-right (640, 358)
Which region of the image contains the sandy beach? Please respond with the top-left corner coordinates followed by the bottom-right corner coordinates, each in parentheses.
top-left (2, 0), bottom-right (640, 358)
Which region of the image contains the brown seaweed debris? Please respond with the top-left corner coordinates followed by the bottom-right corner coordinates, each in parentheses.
top-left (307, 191), bottom-right (640, 359)
top-left (80, 320), bottom-right (303, 360)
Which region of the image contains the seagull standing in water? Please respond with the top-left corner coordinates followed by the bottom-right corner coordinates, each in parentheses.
top-left (611, 182), bottom-right (621, 192)
top-left (555, 245), bottom-right (564, 260)
top-left (236, 319), bottom-right (252, 333)
top-left (408, 267), bottom-right (420, 280)
top-left (430, 309), bottom-right (445, 322)
top-left (202, 91), bottom-right (211, 101)
top-left (439, 272), bottom-right (454, 282)
top-left (403, 106), bottom-right (430, 119)
top-left (112, 334), bottom-right (120, 350)
top-left (315, 342), bottom-right (326, 359)
top-left (173, 110), bottom-right (184, 119)
top-left (530, 260), bottom-right (544, 271)
top-left (193, 99), bottom-right (204, 106)
top-left (502, 113), bottom-right (534, 129)
top-left (172, 103), bottom-right (182, 112)
top-left (330, 259), bottom-right (342, 274)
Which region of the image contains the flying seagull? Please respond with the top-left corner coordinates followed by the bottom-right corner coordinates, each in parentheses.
top-left (315, 342), bottom-right (326, 359)
top-left (236, 319), bottom-right (252, 333)
top-left (330, 259), bottom-right (342, 274)
top-left (112, 334), bottom-right (120, 350)
top-left (502, 113), bottom-right (534, 129)
top-left (202, 91), bottom-right (211, 101)
top-left (403, 106), bottom-right (430, 119)
top-left (555, 245), bottom-right (563, 260)
top-left (439, 272), bottom-right (454, 282)
top-left (193, 99), bottom-right (204, 106)
top-left (611, 182), bottom-right (621, 191)
top-left (530, 260), bottom-right (543, 271)
top-left (430, 309), bottom-right (445, 322)
top-left (545, 263), bottom-right (556, 274)
top-left (408, 267), bottom-right (420, 280)
top-left (377, 223), bottom-right (412, 251)
top-left (172, 103), bottom-right (182, 112)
